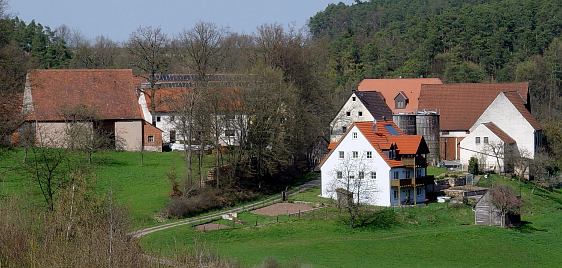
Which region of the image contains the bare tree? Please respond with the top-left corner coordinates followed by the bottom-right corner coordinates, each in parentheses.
top-left (177, 21), bottom-right (225, 80)
top-left (489, 185), bottom-right (522, 228)
top-left (328, 152), bottom-right (377, 228)
top-left (126, 26), bottom-right (170, 125)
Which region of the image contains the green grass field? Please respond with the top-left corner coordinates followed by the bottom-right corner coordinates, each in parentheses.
top-left (141, 176), bottom-right (562, 267)
top-left (3, 149), bottom-right (562, 267)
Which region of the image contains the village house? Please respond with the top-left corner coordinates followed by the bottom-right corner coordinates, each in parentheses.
top-left (319, 120), bottom-right (434, 207)
top-left (138, 74), bottom-right (246, 148)
top-left (21, 69), bottom-right (162, 151)
top-left (329, 90), bottom-right (392, 142)
top-left (459, 91), bottom-right (542, 173)
top-left (418, 82), bottom-right (535, 164)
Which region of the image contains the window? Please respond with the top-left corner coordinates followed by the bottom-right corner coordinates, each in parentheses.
top-left (358, 111), bottom-right (363, 117)
top-left (346, 112), bottom-right (351, 116)
top-left (416, 187), bottom-right (423, 196)
top-left (475, 137), bottom-right (481, 144)
top-left (393, 171), bottom-right (399, 179)
top-left (337, 171), bottom-right (343, 179)
top-left (484, 137), bottom-right (489, 143)
top-left (405, 170), bottom-right (411, 178)
top-left (366, 151), bottom-right (372, 158)
top-left (393, 190), bottom-right (398, 199)
top-left (359, 171), bottom-right (365, 179)
top-left (170, 115), bottom-right (175, 121)
top-left (169, 130), bottom-right (176, 141)
top-left (339, 151), bottom-right (344, 159)
top-left (352, 151), bottom-right (358, 158)
top-left (342, 126), bottom-right (347, 133)
top-left (352, 96), bottom-right (356, 101)
top-left (156, 116), bottom-right (161, 122)
top-left (396, 100), bottom-right (405, 109)
top-left (225, 130), bottom-right (235, 137)
top-left (352, 132), bottom-right (358, 139)
top-left (148, 135), bottom-right (154, 143)
top-left (371, 171), bottom-right (377, 179)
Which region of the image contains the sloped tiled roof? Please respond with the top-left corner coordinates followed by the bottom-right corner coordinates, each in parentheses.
top-left (144, 86), bottom-right (244, 113)
top-left (319, 121), bottom-right (428, 168)
top-left (354, 90), bottom-right (393, 121)
top-left (358, 78), bottom-right (443, 113)
top-left (418, 82), bottom-right (529, 131)
top-left (27, 69), bottom-right (142, 121)
top-left (482, 122), bottom-right (516, 144)
top-left (502, 91), bottom-right (542, 131)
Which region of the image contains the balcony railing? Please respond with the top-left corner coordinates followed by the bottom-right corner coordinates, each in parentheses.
top-left (391, 175), bottom-right (435, 188)
top-left (401, 157), bottom-right (427, 167)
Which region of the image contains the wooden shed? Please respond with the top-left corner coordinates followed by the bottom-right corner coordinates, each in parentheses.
top-left (474, 190), bottom-right (520, 227)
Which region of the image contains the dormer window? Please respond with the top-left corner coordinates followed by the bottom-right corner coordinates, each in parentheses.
top-left (394, 91), bottom-right (408, 109)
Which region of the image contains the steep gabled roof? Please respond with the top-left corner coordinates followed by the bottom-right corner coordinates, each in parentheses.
top-left (502, 91), bottom-right (542, 131)
top-left (26, 69), bottom-right (142, 121)
top-left (482, 122), bottom-right (516, 144)
top-left (320, 120), bottom-right (428, 168)
top-left (418, 82), bottom-right (529, 131)
top-left (354, 90), bottom-right (393, 121)
top-left (358, 78), bottom-right (443, 113)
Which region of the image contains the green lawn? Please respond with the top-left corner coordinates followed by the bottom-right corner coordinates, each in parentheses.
top-left (142, 176), bottom-right (562, 267)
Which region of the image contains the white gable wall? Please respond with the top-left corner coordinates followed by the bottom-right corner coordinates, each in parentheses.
top-left (471, 93), bottom-right (536, 158)
top-left (330, 93), bottom-right (374, 142)
top-left (321, 125), bottom-right (392, 206)
top-left (460, 124), bottom-right (506, 172)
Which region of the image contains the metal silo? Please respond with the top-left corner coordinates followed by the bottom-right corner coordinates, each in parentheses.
top-left (416, 111), bottom-right (440, 165)
top-left (393, 114), bottom-right (417, 135)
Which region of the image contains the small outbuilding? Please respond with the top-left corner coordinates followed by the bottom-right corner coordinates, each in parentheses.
top-left (474, 189), bottom-right (521, 227)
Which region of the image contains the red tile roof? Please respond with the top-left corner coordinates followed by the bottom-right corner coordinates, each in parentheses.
top-left (418, 82), bottom-right (529, 131)
top-left (144, 86), bottom-right (244, 113)
top-left (27, 69), bottom-right (142, 121)
top-left (482, 122), bottom-right (516, 144)
top-left (358, 78), bottom-right (443, 113)
top-left (319, 120), bottom-right (429, 168)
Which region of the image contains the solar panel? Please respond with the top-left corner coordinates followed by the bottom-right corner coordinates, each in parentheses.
top-left (384, 124), bottom-right (400, 135)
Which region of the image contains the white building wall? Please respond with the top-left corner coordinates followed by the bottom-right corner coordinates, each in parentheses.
top-left (115, 120), bottom-right (142, 151)
top-left (330, 93), bottom-right (374, 142)
top-left (321, 125), bottom-right (392, 206)
top-left (459, 124), bottom-right (506, 172)
top-left (471, 93), bottom-right (536, 158)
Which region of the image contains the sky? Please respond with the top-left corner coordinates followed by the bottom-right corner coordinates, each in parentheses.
top-left (8, 0), bottom-right (355, 43)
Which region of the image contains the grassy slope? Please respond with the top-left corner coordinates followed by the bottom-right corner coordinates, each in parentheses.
top-left (142, 176), bottom-right (562, 267)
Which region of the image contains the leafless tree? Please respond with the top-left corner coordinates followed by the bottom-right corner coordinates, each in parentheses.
top-left (177, 21), bottom-right (225, 80)
top-left (328, 152), bottom-right (377, 228)
top-left (126, 26), bottom-right (170, 125)
top-left (489, 185), bottom-right (522, 228)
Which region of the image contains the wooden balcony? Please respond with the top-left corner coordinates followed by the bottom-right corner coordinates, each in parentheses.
top-left (401, 157), bottom-right (427, 167)
top-left (391, 175), bottom-right (434, 188)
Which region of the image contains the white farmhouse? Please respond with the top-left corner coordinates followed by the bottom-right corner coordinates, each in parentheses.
top-left (459, 91), bottom-right (542, 173)
top-left (320, 120), bottom-right (433, 207)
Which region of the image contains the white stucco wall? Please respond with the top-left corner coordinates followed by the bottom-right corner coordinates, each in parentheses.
top-left (321, 125), bottom-right (391, 206)
top-left (330, 93), bottom-right (374, 142)
top-left (459, 124), bottom-right (506, 172)
top-left (471, 93), bottom-right (537, 157)
top-left (115, 120), bottom-right (142, 151)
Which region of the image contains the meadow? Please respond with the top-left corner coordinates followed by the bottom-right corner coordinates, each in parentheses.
top-left (2, 149), bottom-right (562, 267)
